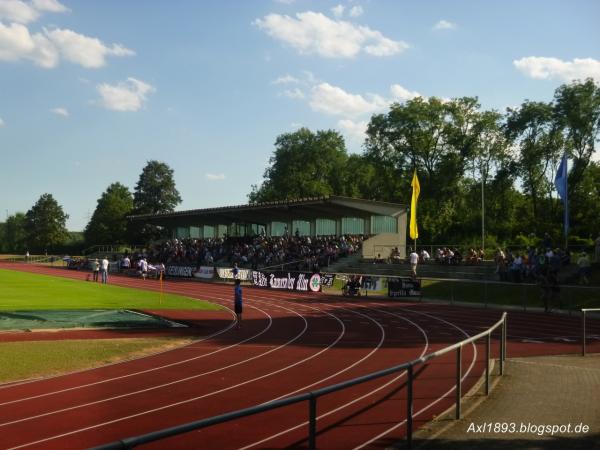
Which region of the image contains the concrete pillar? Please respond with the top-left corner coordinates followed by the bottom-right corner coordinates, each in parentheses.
top-left (397, 212), bottom-right (408, 258)
top-left (266, 222), bottom-right (272, 237)
top-left (310, 219), bottom-right (316, 237)
top-left (364, 216), bottom-right (372, 236)
top-left (335, 218), bottom-right (342, 237)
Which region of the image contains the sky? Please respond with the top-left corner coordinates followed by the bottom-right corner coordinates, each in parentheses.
top-left (1, 0), bottom-right (599, 231)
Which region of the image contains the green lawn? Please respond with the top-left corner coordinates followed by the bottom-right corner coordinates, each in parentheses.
top-left (0, 338), bottom-right (194, 383)
top-left (0, 268), bottom-right (221, 311)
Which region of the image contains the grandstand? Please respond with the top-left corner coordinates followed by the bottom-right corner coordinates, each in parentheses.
top-left (128, 196), bottom-right (408, 262)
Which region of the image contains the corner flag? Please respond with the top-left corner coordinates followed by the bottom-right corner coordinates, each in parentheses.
top-left (554, 153), bottom-right (569, 238)
top-left (410, 169), bottom-right (420, 240)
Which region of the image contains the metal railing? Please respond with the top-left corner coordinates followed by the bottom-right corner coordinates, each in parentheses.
top-left (581, 308), bottom-right (600, 356)
top-left (91, 313), bottom-right (507, 450)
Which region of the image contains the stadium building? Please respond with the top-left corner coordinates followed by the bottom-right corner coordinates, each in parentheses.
top-left (129, 196), bottom-right (408, 259)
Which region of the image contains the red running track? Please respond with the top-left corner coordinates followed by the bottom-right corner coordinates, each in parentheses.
top-left (0, 263), bottom-right (598, 450)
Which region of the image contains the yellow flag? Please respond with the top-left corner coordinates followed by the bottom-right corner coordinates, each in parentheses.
top-left (410, 169), bottom-right (420, 240)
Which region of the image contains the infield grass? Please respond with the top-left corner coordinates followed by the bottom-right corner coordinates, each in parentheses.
top-left (0, 268), bottom-right (221, 311)
top-left (0, 337), bottom-right (194, 384)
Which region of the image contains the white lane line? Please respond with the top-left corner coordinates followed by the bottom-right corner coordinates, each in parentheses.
top-left (352, 308), bottom-right (479, 449)
top-left (0, 296), bottom-right (268, 407)
top-left (238, 305), bottom-right (431, 450)
top-left (5, 301), bottom-right (346, 448)
top-left (0, 301), bottom-right (304, 428)
top-left (0, 304), bottom-right (237, 392)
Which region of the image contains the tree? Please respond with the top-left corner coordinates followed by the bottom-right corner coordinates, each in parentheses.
top-left (24, 194), bottom-right (69, 252)
top-left (133, 161), bottom-right (182, 214)
top-left (131, 161), bottom-right (182, 243)
top-left (84, 182), bottom-right (134, 245)
top-left (505, 101), bottom-right (563, 232)
top-left (1, 213), bottom-right (27, 253)
top-left (248, 128), bottom-right (349, 203)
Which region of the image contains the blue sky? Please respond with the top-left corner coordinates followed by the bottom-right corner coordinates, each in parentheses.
top-left (1, 0), bottom-right (599, 230)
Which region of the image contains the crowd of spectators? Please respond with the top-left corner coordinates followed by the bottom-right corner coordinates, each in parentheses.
top-left (125, 234), bottom-right (365, 272)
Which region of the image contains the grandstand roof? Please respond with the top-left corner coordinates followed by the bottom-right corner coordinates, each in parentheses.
top-left (129, 196), bottom-right (406, 227)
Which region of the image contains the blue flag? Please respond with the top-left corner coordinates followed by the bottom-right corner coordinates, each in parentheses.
top-left (554, 153), bottom-right (569, 237)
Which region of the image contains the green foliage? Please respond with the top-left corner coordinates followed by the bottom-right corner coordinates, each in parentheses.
top-left (24, 194), bottom-right (69, 252)
top-left (131, 161), bottom-right (182, 243)
top-left (0, 213), bottom-right (27, 253)
top-left (246, 80), bottom-right (599, 246)
top-left (85, 182), bottom-right (133, 245)
top-left (249, 128), bottom-right (349, 202)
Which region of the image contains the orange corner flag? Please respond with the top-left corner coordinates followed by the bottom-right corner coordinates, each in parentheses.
top-left (410, 170), bottom-right (420, 240)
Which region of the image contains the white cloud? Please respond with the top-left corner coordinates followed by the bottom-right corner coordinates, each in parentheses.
top-left (0, 23), bottom-right (134, 68)
top-left (205, 173), bottom-right (226, 181)
top-left (0, 0), bottom-right (68, 23)
top-left (31, 0), bottom-right (69, 13)
top-left (96, 77), bottom-right (155, 112)
top-left (254, 11), bottom-right (408, 58)
top-left (50, 106), bottom-right (68, 116)
top-left (45, 28), bottom-right (134, 68)
top-left (290, 122), bottom-right (302, 128)
top-left (331, 4), bottom-right (344, 18)
top-left (0, 0), bottom-right (39, 23)
top-left (390, 83), bottom-right (421, 101)
top-left (349, 5), bottom-right (364, 17)
top-left (0, 117), bottom-right (4, 127)
top-left (513, 56), bottom-right (600, 82)
top-left (272, 74), bottom-right (299, 84)
top-left (309, 82), bottom-right (386, 117)
top-left (433, 19), bottom-right (456, 30)
top-left (280, 87), bottom-right (305, 99)
top-left (338, 119), bottom-right (368, 144)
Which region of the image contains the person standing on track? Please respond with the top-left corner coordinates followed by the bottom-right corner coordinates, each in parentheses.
top-left (93, 258), bottom-right (100, 282)
top-left (101, 257), bottom-right (109, 284)
top-left (234, 279), bottom-right (243, 330)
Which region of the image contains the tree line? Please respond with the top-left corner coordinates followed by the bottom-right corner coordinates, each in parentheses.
top-left (0, 161), bottom-right (182, 253)
top-left (250, 79), bottom-right (600, 249)
top-left (1, 79), bottom-right (598, 253)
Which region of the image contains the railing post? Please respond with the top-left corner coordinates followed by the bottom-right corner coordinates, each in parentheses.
top-left (406, 366), bottom-right (414, 450)
top-left (455, 345), bottom-right (462, 419)
top-left (308, 394), bottom-right (317, 450)
top-left (503, 315), bottom-right (507, 362)
top-left (499, 316), bottom-right (505, 375)
top-left (582, 310), bottom-right (586, 357)
top-left (485, 332), bottom-right (490, 395)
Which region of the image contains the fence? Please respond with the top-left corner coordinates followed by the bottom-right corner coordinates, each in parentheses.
top-left (91, 314), bottom-right (507, 450)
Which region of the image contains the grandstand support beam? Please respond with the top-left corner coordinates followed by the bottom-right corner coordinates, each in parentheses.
top-left (310, 219), bottom-right (316, 237)
top-left (364, 216), bottom-right (372, 235)
top-left (335, 218), bottom-right (342, 237)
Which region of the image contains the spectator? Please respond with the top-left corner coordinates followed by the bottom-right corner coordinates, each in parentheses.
top-left (409, 248), bottom-right (419, 277)
top-left (100, 257), bottom-right (109, 284)
top-left (93, 258), bottom-right (100, 282)
top-left (577, 252), bottom-right (591, 285)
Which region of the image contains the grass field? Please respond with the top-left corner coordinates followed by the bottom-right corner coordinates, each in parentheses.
top-left (0, 268), bottom-right (222, 383)
top-left (0, 268), bottom-right (221, 311)
top-left (0, 337), bottom-right (194, 384)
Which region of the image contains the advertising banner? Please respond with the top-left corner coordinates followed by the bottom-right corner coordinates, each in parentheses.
top-left (166, 265), bottom-right (195, 278)
top-left (193, 266), bottom-right (215, 279)
top-left (388, 278), bottom-right (421, 298)
top-left (251, 271), bottom-right (328, 292)
top-left (217, 267), bottom-right (252, 281)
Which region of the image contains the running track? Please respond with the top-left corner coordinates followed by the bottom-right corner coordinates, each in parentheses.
top-left (0, 263), bottom-right (598, 450)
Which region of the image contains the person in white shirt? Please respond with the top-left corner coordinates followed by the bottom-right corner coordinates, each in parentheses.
top-left (140, 258), bottom-right (148, 280)
top-left (420, 249), bottom-right (430, 262)
top-left (409, 249), bottom-right (419, 277)
top-left (100, 258), bottom-right (109, 284)
top-left (121, 256), bottom-right (130, 272)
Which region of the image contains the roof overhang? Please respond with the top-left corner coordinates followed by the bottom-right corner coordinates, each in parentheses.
top-left (128, 196), bottom-right (406, 228)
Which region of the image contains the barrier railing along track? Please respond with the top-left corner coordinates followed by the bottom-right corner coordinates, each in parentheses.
top-left (582, 308), bottom-right (600, 356)
top-left (91, 313), bottom-right (507, 450)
